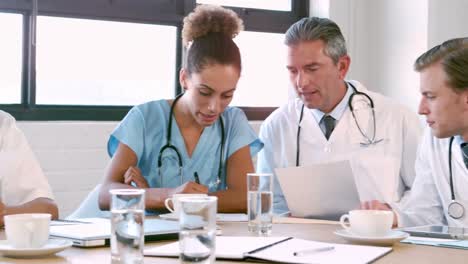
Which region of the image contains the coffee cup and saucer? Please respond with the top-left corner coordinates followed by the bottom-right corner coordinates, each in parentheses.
top-left (334, 210), bottom-right (409, 246)
top-left (0, 213), bottom-right (72, 258)
top-left (160, 193), bottom-right (208, 220)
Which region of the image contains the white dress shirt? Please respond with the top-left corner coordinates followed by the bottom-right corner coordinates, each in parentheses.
top-left (0, 110), bottom-right (54, 205)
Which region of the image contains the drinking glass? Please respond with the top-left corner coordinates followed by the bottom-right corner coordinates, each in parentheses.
top-left (179, 196), bottom-right (217, 264)
top-left (247, 173), bottom-right (273, 235)
top-left (110, 189), bottom-right (145, 264)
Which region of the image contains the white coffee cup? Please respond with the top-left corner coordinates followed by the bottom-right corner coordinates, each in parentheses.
top-left (164, 193), bottom-right (207, 216)
top-left (340, 210), bottom-right (393, 237)
top-left (4, 213), bottom-right (51, 248)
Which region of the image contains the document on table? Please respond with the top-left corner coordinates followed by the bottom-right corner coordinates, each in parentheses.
top-left (145, 236), bottom-right (392, 263)
top-left (217, 213), bottom-right (248, 222)
top-left (272, 216), bottom-right (339, 225)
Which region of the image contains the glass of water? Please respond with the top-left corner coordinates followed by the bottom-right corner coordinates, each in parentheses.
top-left (247, 173), bottom-right (273, 235)
top-left (179, 196), bottom-right (217, 264)
top-left (110, 189), bottom-right (145, 264)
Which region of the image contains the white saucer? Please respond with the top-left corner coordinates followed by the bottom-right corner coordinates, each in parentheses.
top-left (334, 229), bottom-right (409, 246)
top-left (0, 239), bottom-right (73, 258)
top-left (159, 213), bottom-right (178, 221)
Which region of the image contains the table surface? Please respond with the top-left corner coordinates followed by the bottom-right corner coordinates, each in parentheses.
top-left (1, 221), bottom-right (467, 263)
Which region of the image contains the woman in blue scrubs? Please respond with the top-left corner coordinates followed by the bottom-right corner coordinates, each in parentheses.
top-left (98, 5), bottom-right (262, 213)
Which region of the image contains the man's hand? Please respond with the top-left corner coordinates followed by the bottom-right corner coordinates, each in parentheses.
top-left (360, 200), bottom-right (392, 210)
top-left (123, 166), bottom-right (149, 188)
top-left (360, 200), bottom-right (398, 227)
top-left (0, 201), bottom-right (5, 227)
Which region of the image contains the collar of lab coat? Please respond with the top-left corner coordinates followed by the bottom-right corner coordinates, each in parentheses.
top-left (297, 80), bottom-right (374, 144)
top-left (309, 82), bottom-right (354, 124)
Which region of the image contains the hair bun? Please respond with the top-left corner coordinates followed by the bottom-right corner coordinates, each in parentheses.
top-left (182, 5), bottom-right (244, 46)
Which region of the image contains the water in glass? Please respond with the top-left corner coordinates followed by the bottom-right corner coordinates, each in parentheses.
top-left (111, 209), bottom-right (144, 264)
top-left (179, 229), bottom-right (216, 263)
top-left (248, 190), bottom-right (273, 235)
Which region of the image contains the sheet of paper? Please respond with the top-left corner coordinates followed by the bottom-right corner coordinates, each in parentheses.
top-left (275, 160), bottom-right (360, 219)
top-left (272, 216), bottom-right (339, 225)
top-left (217, 213), bottom-right (248, 222)
top-left (144, 236), bottom-right (289, 259)
top-left (248, 238), bottom-right (392, 264)
top-left (50, 218), bottom-right (111, 238)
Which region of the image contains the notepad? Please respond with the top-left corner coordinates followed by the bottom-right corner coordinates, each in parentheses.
top-left (145, 236), bottom-right (392, 264)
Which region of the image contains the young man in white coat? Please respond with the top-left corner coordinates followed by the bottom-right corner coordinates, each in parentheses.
top-left (0, 110), bottom-right (58, 226)
top-left (256, 17), bottom-right (422, 217)
top-left (363, 38), bottom-right (468, 227)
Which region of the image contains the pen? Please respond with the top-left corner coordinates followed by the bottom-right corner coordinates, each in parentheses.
top-left (194, 172), bottom-right (200, 184)
top-left (293, 246), bottom-right (335, 256)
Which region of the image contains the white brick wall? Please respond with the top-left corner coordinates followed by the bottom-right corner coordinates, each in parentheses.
top-left (16, 120), bottom-right (262, 218)
top-left (17, 121), bottom-right (117, 217)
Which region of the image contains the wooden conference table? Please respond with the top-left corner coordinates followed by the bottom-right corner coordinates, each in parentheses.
top-left (1, 218), bottom-right (467, 263)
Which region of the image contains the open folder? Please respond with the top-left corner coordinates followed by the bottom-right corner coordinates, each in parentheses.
top-left (145, 236), bottom-right (392, 264)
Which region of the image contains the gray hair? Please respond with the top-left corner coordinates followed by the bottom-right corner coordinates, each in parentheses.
top-left (415, 37), bottom-right (468, 92)
top-left (285, 17), bottom-right (347, 64)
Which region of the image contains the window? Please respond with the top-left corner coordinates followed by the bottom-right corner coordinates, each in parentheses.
top-left (0, 0), bottom-right (307, 120)
top-left (232, 31), bottom-right (289, 107)
top-left (197, 0), bottom-right (292, 11)
top-left (0, 13), bottom-right (22, 104)
top-left (36, 16), bottom-right (176, 106)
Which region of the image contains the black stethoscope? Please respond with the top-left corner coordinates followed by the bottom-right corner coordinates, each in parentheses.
top-left (157, 93), bottom-right (225, 189)
top-left (448, 136), bottom-right (465, 219)
top-left (296, 82), bottom-right (382, 166)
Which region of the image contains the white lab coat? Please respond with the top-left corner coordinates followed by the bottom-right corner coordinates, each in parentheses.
top-left (395, 128), bottom-right (468, 227)
top-left (0, 110), bottom-right (54, 205)
top-left (257, 80), bottom-right (422, 214)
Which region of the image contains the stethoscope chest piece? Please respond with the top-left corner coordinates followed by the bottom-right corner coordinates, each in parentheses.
top-left (447, 136), bottom-right (465, 220)
top-left (448, 200), bottom-right (465, 219)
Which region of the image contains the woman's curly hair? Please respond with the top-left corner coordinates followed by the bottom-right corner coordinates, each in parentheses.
top-left (182, 5), bottom-right (243, 46)
top-left (182, 5), bottom-right (244, 74)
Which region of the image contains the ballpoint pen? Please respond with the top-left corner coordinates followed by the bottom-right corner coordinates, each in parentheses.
top-left (293, 246), bottom-right (335, 256)
top-left (194, 172), bottom-right (200, 184)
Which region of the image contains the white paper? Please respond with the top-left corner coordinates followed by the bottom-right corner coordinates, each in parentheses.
top-left (160, 213), bottom-right (248, 222)
top-left (50, 218), bottom-right (111, 238)
top-left (248, 238), bottom-right (392, 264)
top-left (216, 213), bottom-right (248, 222)
top-left (275, 160), bottom-right (360, 219)
top-left (144, 236), bottom-right (288, 259)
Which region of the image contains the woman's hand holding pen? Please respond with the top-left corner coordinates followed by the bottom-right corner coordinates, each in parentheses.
top-left (170, 182), bottom-right (208, 196)
top-left (123, 166), bottom-right (149, 188)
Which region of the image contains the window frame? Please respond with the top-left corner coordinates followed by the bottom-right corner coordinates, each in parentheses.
top-left (0, 0), bottom-right (307, 121)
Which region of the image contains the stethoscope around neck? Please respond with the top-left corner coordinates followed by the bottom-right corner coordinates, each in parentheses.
top-left (448, 136), bottom-right (465, 219)
top-left (157, 93), bottom-right (225, 190)
top-left (296, 82), bottom-right (382, 166)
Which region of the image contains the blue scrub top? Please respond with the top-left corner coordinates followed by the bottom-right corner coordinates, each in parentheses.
top-left (108, 100), bottom-right (263, 192)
